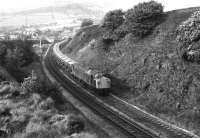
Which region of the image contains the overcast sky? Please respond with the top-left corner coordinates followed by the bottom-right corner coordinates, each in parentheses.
top-left (0, 0), bottom-right (200, 13)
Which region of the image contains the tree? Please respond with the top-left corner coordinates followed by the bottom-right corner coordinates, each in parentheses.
top-left (21, 71), bottom-right (43, 93)
top-left (102, 9), bottom-right (125, 31)
top-left (124, 1), bottom-right (164, 38)
top-left (81, 19), bottom-right (94, 27)
top-left (1, 40), bottom-right (36, 81)
top-left (101, 9), bottom-right (126, 43)
top-left (4, 49), bottom-right (26, 82)
top-left (12, 40), bottom-right (35, 67)
top-left (0, 43), bottom-right (7, 65)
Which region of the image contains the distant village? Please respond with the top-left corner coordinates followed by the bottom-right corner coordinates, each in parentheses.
top-left (0, 22), bottom-right (80, 43)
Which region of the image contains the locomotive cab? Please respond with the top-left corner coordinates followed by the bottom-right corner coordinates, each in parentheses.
top-left (94, 73), bottom-right (111, 96)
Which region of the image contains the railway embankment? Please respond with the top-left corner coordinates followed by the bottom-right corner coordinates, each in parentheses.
top-left (42, 50), bottom-right (123, 138)
top-left (48, 41), bottom-right (199, 137)
top-left (61, 2), bottom-right (200, 137)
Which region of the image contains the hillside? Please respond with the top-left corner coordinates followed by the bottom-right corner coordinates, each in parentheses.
top-left (62, 7), bottom-right (200, 135)
top-left (13, 3), bottom-right (104, 17)
top-left (0, 3), bottom-right (104, 28)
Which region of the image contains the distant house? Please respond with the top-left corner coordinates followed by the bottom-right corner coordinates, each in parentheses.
top-left (9, 34), bottom-right (18, 40)
top-left (60, 30), bottom-right (72, 39)
top-left (0, 34), bottom-right (5, 40)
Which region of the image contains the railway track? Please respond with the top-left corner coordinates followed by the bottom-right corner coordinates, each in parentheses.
top-left (45, 46), bottom-right (158, 138)
top-left (105, 94), bottom-right (199, 138)
top-left (44, 44), bottom-right (200, 138)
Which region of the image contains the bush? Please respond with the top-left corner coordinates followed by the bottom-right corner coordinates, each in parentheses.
top-left (176, 11), bottom-right (200, 62)
top-left (0, 43), bottom-right (7, 65)
top-left (81, 19), bottom-right (94, 28)
top-left (125, 1), bottom-right (164, 38)
top-left (32, 109), bottom-right (55, 123)
top-left (102, 9), bottom-right (125, 31)
top-left (4, 49), bottom-right (27, 82)
top-left (101, 1), bottom-right (164, 42)
top-left (50, 114), bottom-right (84, 135)
top-left (102, 9), bottom-right (126, 43)
top-left (3, 40), bottom-right (36, 67)
top-left (0, 40), bottom-right (37, 82)
top-left (102, 24), bottom-right (128, 42)
top-left (38, 97), bottom-right (54, 110)
top-left (176, 11), bottom-right (200, 48)
top-left (21, 72), bottom-right (43, 94)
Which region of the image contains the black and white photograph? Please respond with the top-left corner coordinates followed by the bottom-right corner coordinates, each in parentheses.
top-left (0, 0), bottom-right (200, 138)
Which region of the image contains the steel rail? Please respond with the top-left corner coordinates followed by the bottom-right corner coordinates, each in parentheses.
top-left (44, 46), bottom-right (158, 138)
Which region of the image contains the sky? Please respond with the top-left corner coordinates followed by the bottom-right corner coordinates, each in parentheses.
top-left (0, 0), bottom-right (200, 13)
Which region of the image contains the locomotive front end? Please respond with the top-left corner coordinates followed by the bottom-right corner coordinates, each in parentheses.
top-left (95, 73), bottom-right (111, 96)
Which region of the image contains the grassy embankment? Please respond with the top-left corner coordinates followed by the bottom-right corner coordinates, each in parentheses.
top-left (62, 7), bottom-right (200, 136)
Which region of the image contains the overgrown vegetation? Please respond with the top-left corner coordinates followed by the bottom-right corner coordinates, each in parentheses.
top-left (0, 40), bottom-right (38, 82)
top-left (62, 4), bottom-right (200, 136)
top-left (101, 1), bottom-right (164, 50)
top-left (102, 9), bottom-right (124, 31)
top-left (0, 39), bottom-right (102, 138)
top-left (125, 0), bottom-right (164, 38)
top-left (176, 10), bottom-right (200, 62)
top-left (176, 11), bottom-right (200, 48)
top-left (102, 9), bottom-right (126, 43)
top-left (0, 74), bottom-right (87, 138)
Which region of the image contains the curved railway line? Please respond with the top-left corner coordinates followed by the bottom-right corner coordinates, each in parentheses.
top-left (44, 43), bottom-right (200, 138)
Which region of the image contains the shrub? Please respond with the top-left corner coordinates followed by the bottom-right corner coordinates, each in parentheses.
top-left (102, 9), bottom-right (125, 31)
top-left (0, 43), bottom-right (7, 65)
top-left (3, 40), bottom-right (36, 67)
top-left (1, 40), bottom-right (37, 82)
top-left (4, 49), bottom-right (27, 82)
top-left (32, 93), bottom-right (42, 105)
top-left (103, 24), bottom-right (128, 42)
top-left (65, 114), bottom-right (84, 135)
top-left (102, 31), bottom-right (115, 43)
top-left (21, 72), bottom-right (43, 94)
top-left (81, 19), bottom-right (94, 28)
top-left (50, 114), bottom-right (84, 135)
top-left (176, 11), bottom-right (200, 62)
top-left (102, 10), bottom-right (126, 43)
top-left (38, 97), bottom-right (54, 110)
top-left (176, 11), bottom-right (200, 48)
top-left (32, 109), bottom-right (55, 124)
top-left (125, 1), bottom-right (164, 38)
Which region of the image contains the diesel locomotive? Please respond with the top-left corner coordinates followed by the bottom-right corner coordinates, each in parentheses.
top-left (52, 41), bottom-right (111, 95)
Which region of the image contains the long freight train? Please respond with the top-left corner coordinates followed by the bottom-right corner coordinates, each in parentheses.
top-left (52, 41), bottom-right (111, 95)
